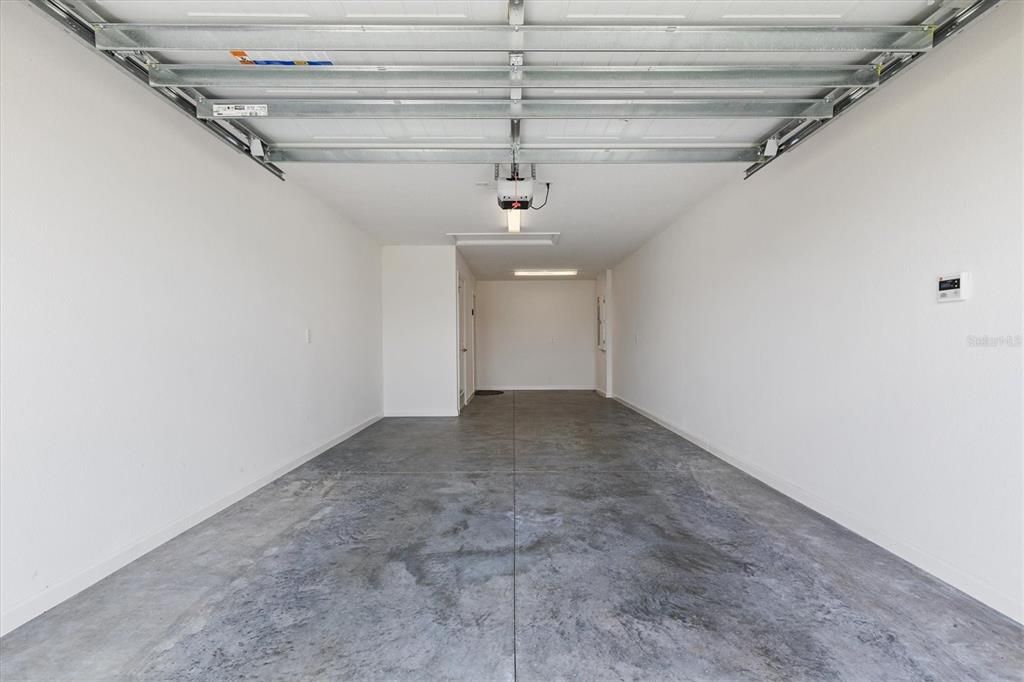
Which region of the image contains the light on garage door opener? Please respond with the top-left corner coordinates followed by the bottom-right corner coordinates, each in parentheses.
top-left (507, 209), bottom-right (521, 233)
top-left (497, 165), bottom-right (552, 234)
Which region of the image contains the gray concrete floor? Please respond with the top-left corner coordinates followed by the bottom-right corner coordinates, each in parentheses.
top-left (2, 391), bottom-right (1021, 680)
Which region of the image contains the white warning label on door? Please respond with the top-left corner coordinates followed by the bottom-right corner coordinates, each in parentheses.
top-left (211, 103), bottom-right (269, 118)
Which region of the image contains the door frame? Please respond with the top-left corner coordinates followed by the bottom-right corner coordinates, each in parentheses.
top-left (457, 275), bottom-right (466, 412)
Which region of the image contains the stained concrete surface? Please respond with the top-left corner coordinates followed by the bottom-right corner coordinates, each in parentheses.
top-left (1, 391), bottom-right (1021, 680)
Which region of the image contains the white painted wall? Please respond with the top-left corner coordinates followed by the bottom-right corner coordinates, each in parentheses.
top-left (0, 2), bottom-right (383, 635)
top-left (477, 280), bottom-right (597, 390)
top-left (595, 270), bottom-right (614, 397)
top-left (457, 251), bottom-right (478, 407)
top-left (612, 4), bottom-right (1022, 622)
top-left (382, 246), bottom-right (458, 416)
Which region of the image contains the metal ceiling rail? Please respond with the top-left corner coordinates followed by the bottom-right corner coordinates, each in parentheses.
top-left (26, 0), bottom-right (284, 180)
top-left (744, 0), bottom-right (1002, 177)
top-left (150, 64), bottom-right (881, 90)
top-left (266, 146), bottom-right (761, 164)
top-left (267, 148), bottom-right (514, 163)
top-left (197, 98), bottom-right (834, 120)
top-left (518, 147), bottom-right (762, 163)
top-left (94, 23), bottom-right (934, 53)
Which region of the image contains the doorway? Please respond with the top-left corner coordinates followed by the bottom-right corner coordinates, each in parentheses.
top-left (458, 276), bottom-right (466, 410)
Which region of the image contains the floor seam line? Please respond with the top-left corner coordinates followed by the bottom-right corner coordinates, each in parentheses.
top-left (512, 390), bottom-right (518, 681)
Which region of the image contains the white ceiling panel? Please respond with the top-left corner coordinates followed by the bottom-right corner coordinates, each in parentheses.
top-left (163, 50), bottom-right (510, 67)
top-left (199, 86), bottom-right (512, 99)
top-left (528, 1), bottom-right (697, 23)
top-left (528, 50), bottom-right (878, 67)
top-left (77, 0), bottom-right (944, 26)
top-left (521, 117), bottom-right (779, 143)
top-left (77, 1), bottom-right (509, 24)
top-left (246, 117), bottom-right (511, 143)
top-left (280, 162), bottom-right (743, 278)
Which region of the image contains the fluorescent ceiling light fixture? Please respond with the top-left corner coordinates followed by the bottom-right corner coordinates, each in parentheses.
top-left (507, 209), bottom-right (521, 233)
top-left (722, 14), bottom-right (842, 19)
top-left (514, 269), bottom-right (579, 277)
top-left (187, 11), bottom-right (310, 17)
top-left (447, 232), bottom-right (560, 246)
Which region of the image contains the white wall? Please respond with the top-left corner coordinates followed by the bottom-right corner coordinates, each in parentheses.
top-left (612, 4), bottom-right (1022, 621)
top-left (0, 2), bottom-right (383, 635)
top-left (457, 251), bottom-right (478, 406)
top-left (477, 280), bottom-right (597, 390)
top-left (382, 246), bottom-right (458, 416)
top-left (595, 269), bottom-right (614, 397)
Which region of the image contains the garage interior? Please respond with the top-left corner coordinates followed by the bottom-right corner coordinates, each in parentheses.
top-left (0, 0), bottom-right (1022, 679)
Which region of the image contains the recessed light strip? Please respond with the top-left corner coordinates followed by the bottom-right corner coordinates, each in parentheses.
top-left (447, 232), bottom-right (560, 247)
top-left (514, 269), bottom-right (579, 277)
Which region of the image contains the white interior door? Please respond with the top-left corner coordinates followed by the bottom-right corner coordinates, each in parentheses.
top-left (470, 290), bottom-right (477, 398)
top-left (458, 276), bottom-right (466, 411)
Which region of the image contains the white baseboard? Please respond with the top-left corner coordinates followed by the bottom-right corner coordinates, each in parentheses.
top-left (383, 409), bottom-right (459, 417)
top-left (596, 389), bottom-right (613, 398)
top-left (477, 385), bottom-right (597, 391)
top-left (613, 396), bottom-right (1023, 624)
top-left (0, 414), bottom-right (382, 637)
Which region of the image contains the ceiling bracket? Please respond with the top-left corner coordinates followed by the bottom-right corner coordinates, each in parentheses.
top-left (507, 0), bottom-right (525, 27)
top-left (510, 119), bottom-right (522, 172)
top-left (249, 137), bottom-right (265, 159)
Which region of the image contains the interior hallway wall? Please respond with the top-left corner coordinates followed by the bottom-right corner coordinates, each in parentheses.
top-left (476, 280), bottom-right (597, 390)
top-left (0, 2), bottom-right (383, 635)
top-left (612, 4), bottom-right (1023, 621)
top-left (382, 246), bottom-right (459, 416)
